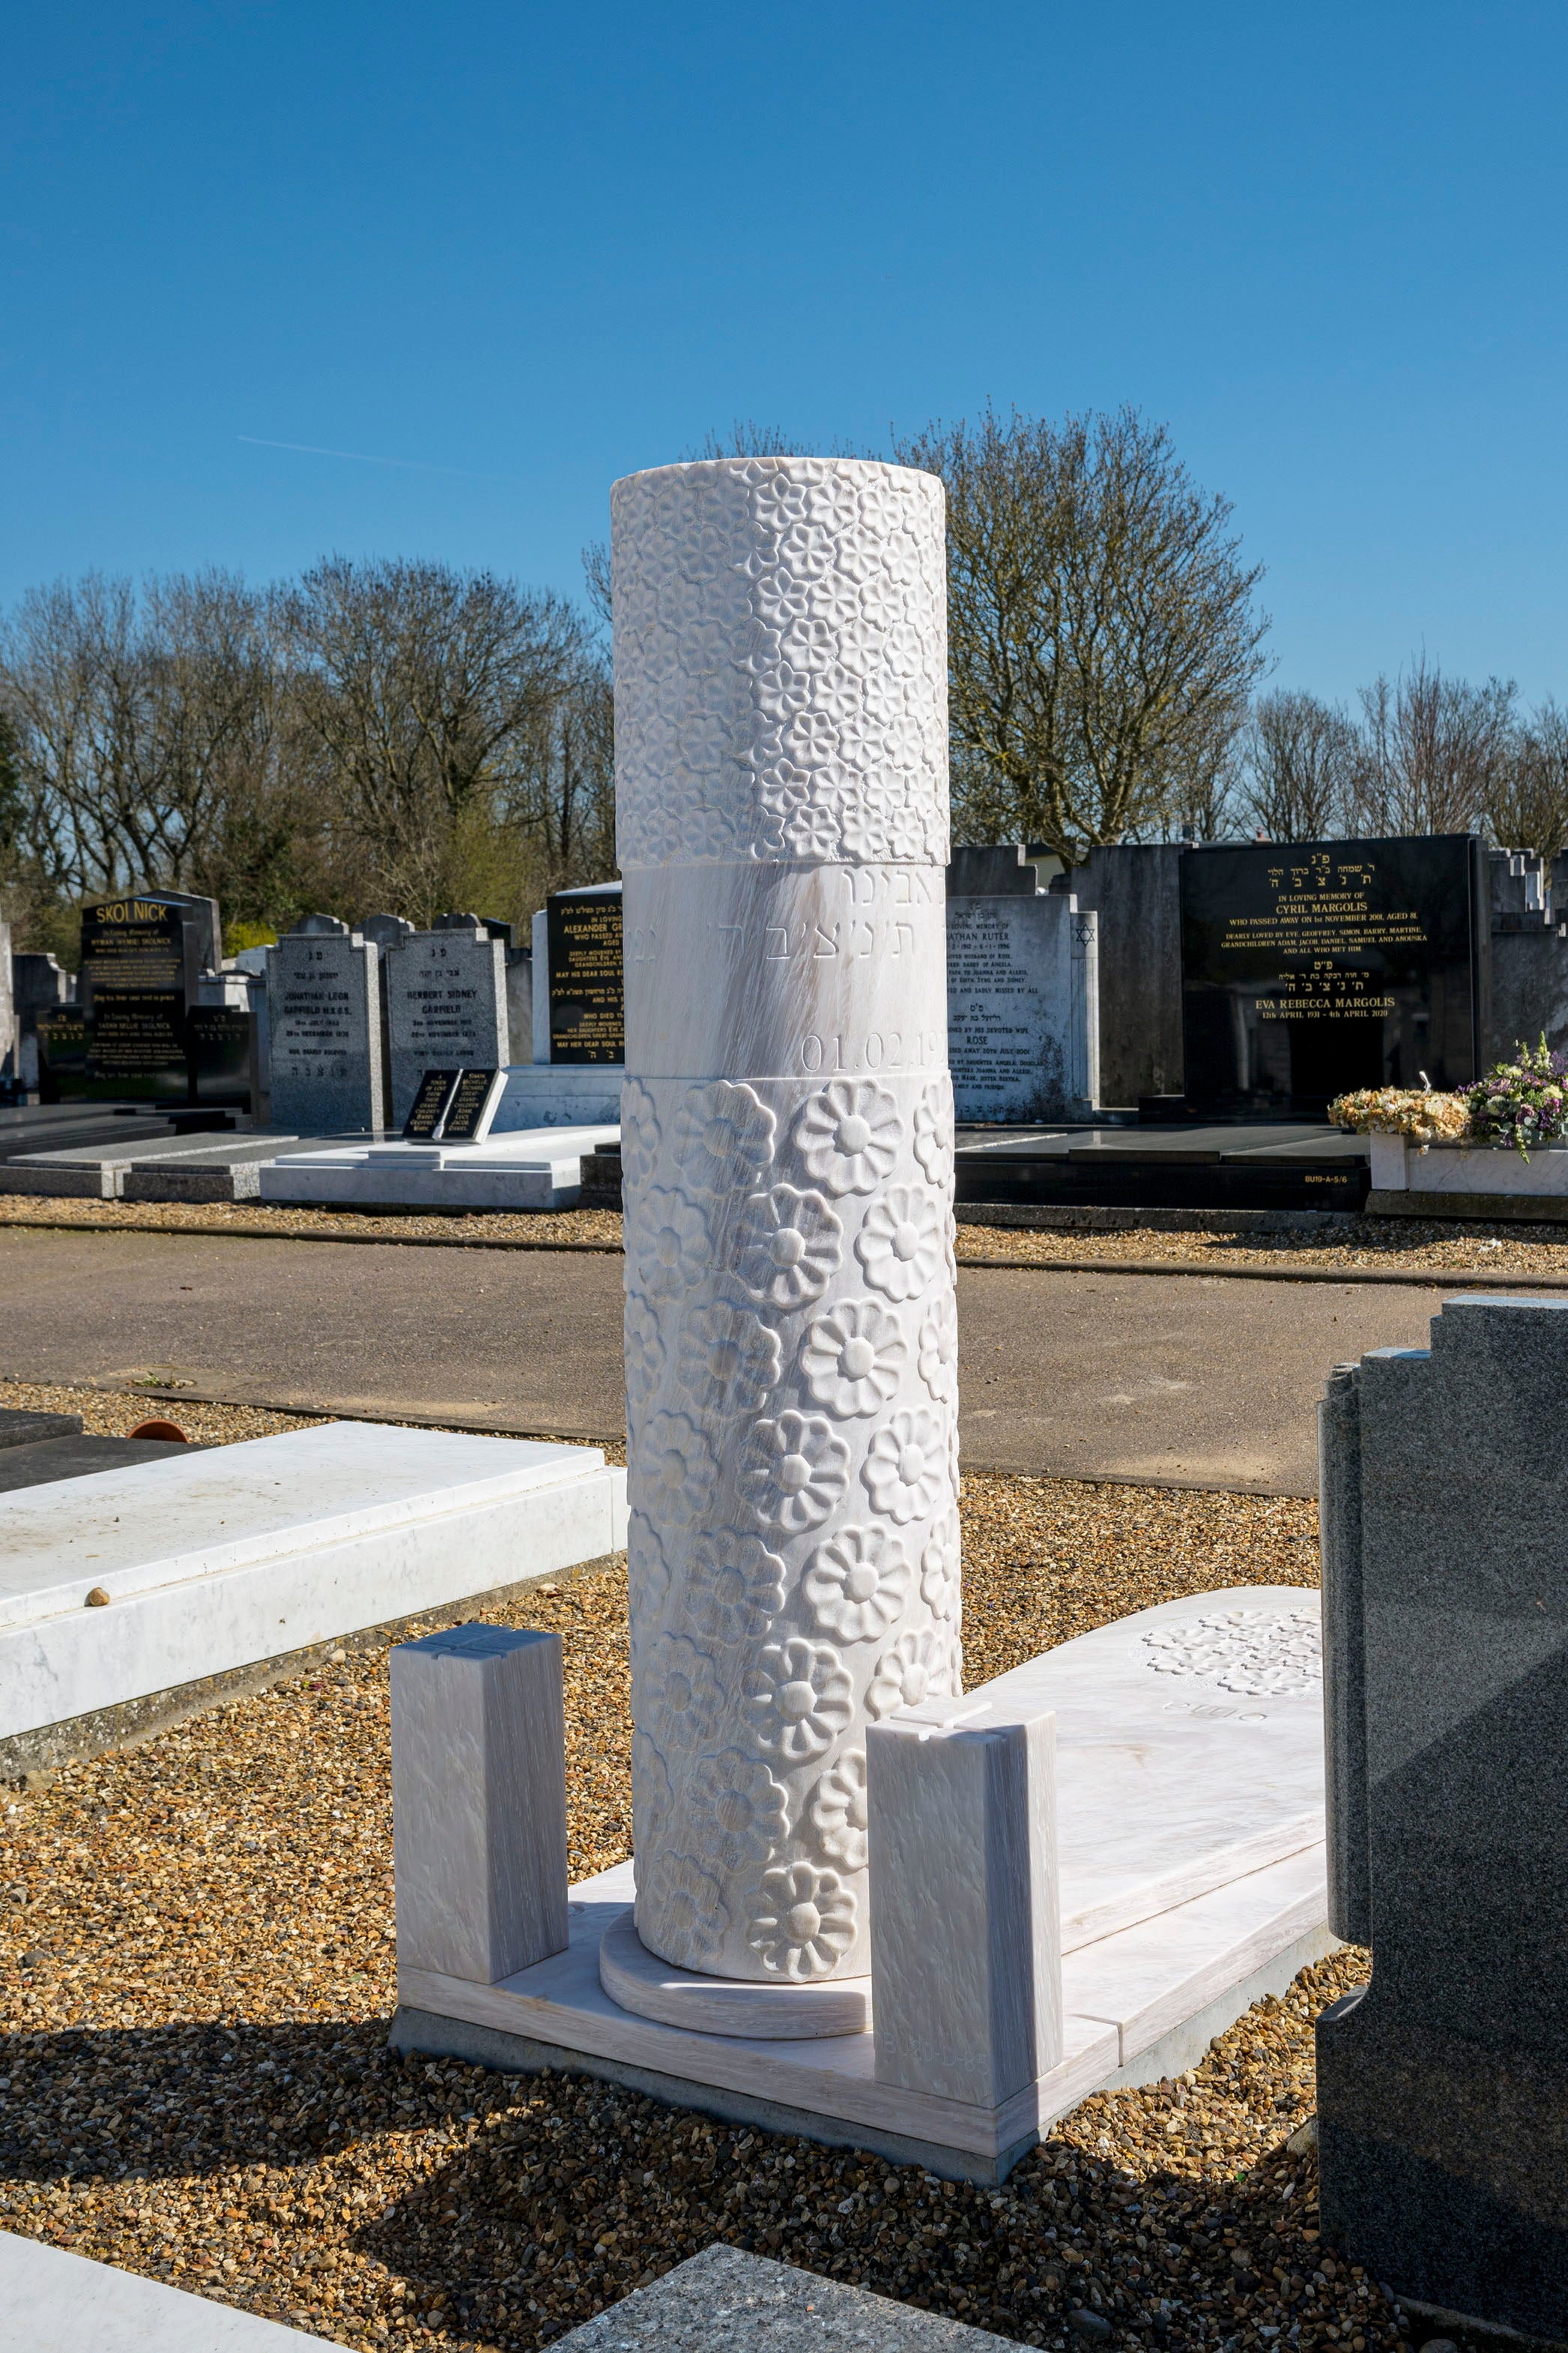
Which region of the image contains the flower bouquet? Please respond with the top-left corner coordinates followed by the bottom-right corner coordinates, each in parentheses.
top-left (1465, 1037), bottom-right (1568, 1160)
top-left (1328, 1086), bottom-right (1470, 1144)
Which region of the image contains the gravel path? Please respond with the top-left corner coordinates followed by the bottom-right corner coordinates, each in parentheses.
top-left (5, 1188), bottom-right (1568, 1284)
top-left (0, 1388), bottom-right (1394, 2353)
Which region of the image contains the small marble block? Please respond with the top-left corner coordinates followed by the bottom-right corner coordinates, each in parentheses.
top-left (391, 1624), bottom-right (568, 1984)
top-left (867, 1702), bottom-right (1062, 2107)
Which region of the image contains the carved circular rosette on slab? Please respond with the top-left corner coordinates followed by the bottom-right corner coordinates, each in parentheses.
top-left (613, 457), bottom-right (956, 1990)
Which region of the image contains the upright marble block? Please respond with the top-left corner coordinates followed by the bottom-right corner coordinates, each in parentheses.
top-left (614, 456), bottom-right (956, 1986)
top-left (867, 1702), bottom-right (1061, 2106)
top-left (1316, 1295), bottom-right (1568, 2340)
top-left (386, 919), bottom-right (510, 1125)
top-left (390, 1622), bottom-right (569, 1984)
top-left (266, 917), bottom-right (387, 1134)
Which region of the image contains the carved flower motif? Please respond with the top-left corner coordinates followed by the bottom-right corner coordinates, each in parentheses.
top-left (640, 1410), bottom-right (717, 1529)
top-left (803, 1525), bottom-right (910, 1643)
top-left (638, 1850), bottom-right (726, 1968)
top-left (631, 1728), bottom-right (672, 1849)
top-left (741, 1410), bottom-right (850, 1535)
top-left (748, 1861), bottom-right (856, 1979)
top-left (639, 1632), bottom-right (725, 1751)
top-left (687, 1748), bottom-right (789, 1873)
top-left (672, 1080), bottom-right (776, 1197)
top-left (620, 1079), bottom-right (662, 1191)
top-left (913, 1081), bottom-right (953, 1185)
top-left (742, 1637), bottom-right (853, 1763)
top-left (624, 1295), bottom-right (665, 1409)
top-left (675, 1296), bottom-right (781, 1418)
top-left (778, 799), bottom-right (843, 860)
top-left (629, 1187), bottom-right (711, 1299)
top-left (793, 1081), bottom-right (900, 1196)
top-left (736, 1185), bottom-right (843, 1309)
top-left (917, 1290), bottom-right (958, 1404)
top-left (627, 1510), bottom-right (671, 1655)
top-left (809, 1749), bottom-right (869, 1870)
top-left (799, 1297), bottom-right (906, 1418)
top-left (862, 1407), bottom-right (948, 1524)
top-left (920, 1507), bottom-right (961, 1622)
top-left (867, 1627), bottom-right (953, 1720)
top-left (855, 1185), bottom-right (943, 1302)
top-left (684, 1529), bottom-right (785, 1645)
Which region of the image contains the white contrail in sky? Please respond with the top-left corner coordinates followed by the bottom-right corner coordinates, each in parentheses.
top-left (237, 435), bottom-right (517, 483)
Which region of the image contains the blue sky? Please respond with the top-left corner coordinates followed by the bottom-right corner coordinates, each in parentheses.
top-left (4, 3), bottom-right (1565, 704)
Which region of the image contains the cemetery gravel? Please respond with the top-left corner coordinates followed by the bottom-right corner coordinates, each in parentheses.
top-left (0, 1385), bottom-right (1401, 2353)
top-left (5, 1189), bottom-right (1568, 1281)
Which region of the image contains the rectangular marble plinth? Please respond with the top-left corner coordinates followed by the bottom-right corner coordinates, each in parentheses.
top-left (0, 2226), bottom-right (321, 2349)
top-left (0, 1422), bottom-right (628, 1741)
top-left (395, 1844), bottom-right (1331, 2181)
top-left (258, 1122), bottom-right (620, 1210)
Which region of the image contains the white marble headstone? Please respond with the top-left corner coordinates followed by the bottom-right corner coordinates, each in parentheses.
top-left (614, 456), bottom-right (956, 1984)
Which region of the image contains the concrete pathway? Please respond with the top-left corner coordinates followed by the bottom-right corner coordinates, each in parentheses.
top-left (0, 1225), bottom-right (1450, 1492)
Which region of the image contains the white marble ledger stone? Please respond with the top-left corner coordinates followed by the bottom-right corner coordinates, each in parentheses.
top-left (868, 1704), bottom-right (1062, 2106)
top-left (390, 1624), bottom-right (569, 1984)
top-left (614, 455), bottom-right (955, 1987)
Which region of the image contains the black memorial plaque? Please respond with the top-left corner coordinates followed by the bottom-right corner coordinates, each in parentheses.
top-left (546, 892), bottom-right (623, 1065)
top-left (402, 1068), bottom-right (462, 1142)
top-left (189, 1007), bottom-right (254, 1108)
top-left (1180, 836), bottom-right (1484, 1115)
top-left (79, 894), bottom-right (198, 1099)
top-left (35, 1007), bottom-right (88, 1104)
top-left (441, 1067), bottom-right (504, 1142)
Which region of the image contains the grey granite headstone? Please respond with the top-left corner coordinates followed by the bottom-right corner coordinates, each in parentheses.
top-left (384, 919), bottom-right (509, 1126)
top-left (1316, 1293), bottom-right (1568, 2339)
top-left (265, 919), bottom-right (386, 1134)
top-left (552, 2244), bottom-right (1014, 2350)
top-left (946, 887), bottom-right (1098, 1122)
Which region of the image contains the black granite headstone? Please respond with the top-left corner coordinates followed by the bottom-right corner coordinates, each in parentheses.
top-left (440, 1066), bottom-right (504, 1142)
top-left (402, 1068), bottom-right (462, 1142)
top-left (1180, 836), bottom-right (1486, 1115)
top-left (35, 1006), bottom-right (89, 1103)
top-left (78, 894), bottom-right (199, 1100)
top-left (188, 1007), bottom-right (253, 1107)
top-left (546, 890), bottom-right (624, 1065)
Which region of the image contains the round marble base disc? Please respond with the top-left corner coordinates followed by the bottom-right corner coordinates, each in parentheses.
top-left (597, 1909), bottom-right (871, 2041)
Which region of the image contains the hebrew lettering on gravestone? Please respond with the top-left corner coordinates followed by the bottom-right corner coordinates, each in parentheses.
top-left (611, 456), bottom-right (954, 2016)
top-left (1316, 1293), bottom-right (1568, 2340)
top-left (385, 923), bottom-right (509, 1126)
top-left (1181, 835), bottom-right (1486, 1116)
top-left (546, 889), bottom-right (624, 1065)
top-left (265, 918), bottom-right (387, 1135)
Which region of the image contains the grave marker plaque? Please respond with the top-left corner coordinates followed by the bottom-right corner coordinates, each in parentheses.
top-left (266, 920), bottom-right (387, 1133)
top-left (545, 890), bottom-right (623, 1064)
top-left (438, 1066), bottom-right (504, 1142)
top-left (1180, 836), bottom-right (1486, 1115)
top-left (385, 923), bottom-right (509, 1125)
top-left (79, 895), bottom-right (197, 1099)
top-left (402, 1069), bottom-right (461, 1142)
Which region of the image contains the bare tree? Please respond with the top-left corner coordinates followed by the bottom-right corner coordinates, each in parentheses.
top-left (0, 570), bottom-right (288, 913)
top-left (1236, 689), bottom-right (1357, 841)
top-left (1485, 697), bottom-right (1568, 856)
top-left (284, 555), bottom-right (591, 925)
top-left (1349, 654), bottom-right (1516, 836)
top-left (894, 405), bottom-right (1269, 863)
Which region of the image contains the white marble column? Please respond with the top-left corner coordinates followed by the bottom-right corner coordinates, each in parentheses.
top-left (614, 456), bottom-right (957, 1988)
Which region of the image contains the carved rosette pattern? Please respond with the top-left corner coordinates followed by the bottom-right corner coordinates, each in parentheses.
top-left (612, 459), bottom-right (949, 872)
top-left (623, 1073), bottom-right (957, 1980)
top-left (615, 457), bottom-right (956, 1987)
